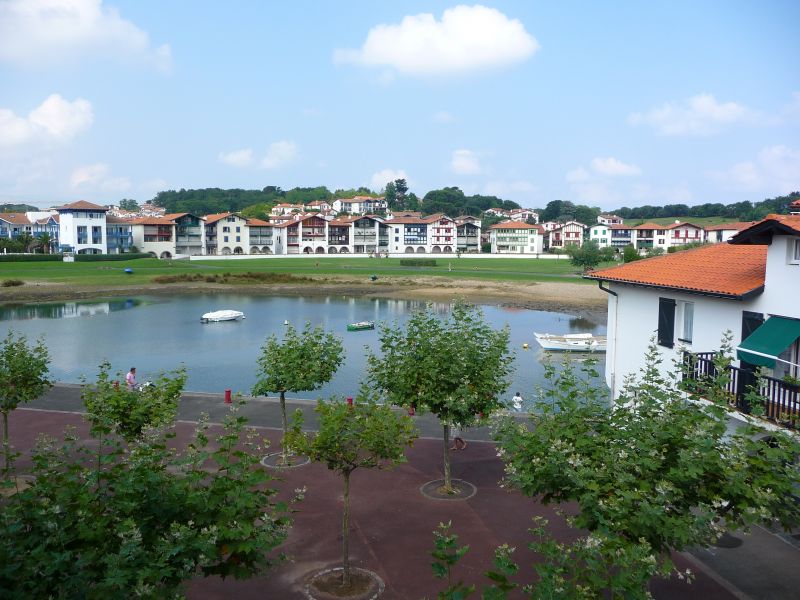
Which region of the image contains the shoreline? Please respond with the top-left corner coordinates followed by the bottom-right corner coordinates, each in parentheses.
top-left (0, 276), bottom-right (608, 320)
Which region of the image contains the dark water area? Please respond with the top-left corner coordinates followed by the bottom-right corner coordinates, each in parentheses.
top-left (0, 295), bottom-right (606, 410)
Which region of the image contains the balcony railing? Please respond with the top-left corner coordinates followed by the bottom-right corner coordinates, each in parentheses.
top-left (683, 352), bottom-right (799, 429)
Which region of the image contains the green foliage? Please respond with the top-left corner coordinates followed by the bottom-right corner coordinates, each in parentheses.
top-left (119, 198), bottom-right (140, 211)
top-left (423, 187), bottom-right (519, 217)
top-left (431, 522), bottom-right (475, 599)
top-left (643, 246), bottom-right (665, 258)
top-left (0, 203), bottom-right (38, 212)
top-left (252, 322), bottom-right (345, 397)
top-left (333, 186), bottom-right (379, 199)
top-left (612, 191), bottom-right (799, 221)
top-left (493, 340), bottom-right (800, 595)
top-left (288, 393), bottom-right (417, 475)
top-left (367, 301), bottom-right (513, 491)
top-left (567, 240), bottom-right (603, 271)
top-left (1, 279), bottom-right (24, 287)
top-left (82, 362), bottom-right (186, 441)
top-left (667, 241), bottom-right (708, 253)
top-left (399, 258), bottom-right (438, 267)
top-left (0, 332), bottom-right (51, 474)
top-left (0, 252), bottom-right (63, 262)
top-left (0, 403), bottom-right (291, 598)
top-left (621, 244), bottom-right (641, 263)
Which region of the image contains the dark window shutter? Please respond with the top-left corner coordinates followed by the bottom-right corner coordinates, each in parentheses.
top-left (740, 311), bottom-right (764, 371)
top-left (657, 298), bottom-right (676, 348)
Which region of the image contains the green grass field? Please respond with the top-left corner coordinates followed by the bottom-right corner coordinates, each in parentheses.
top-left (0, 256), bottom-right (607, 287)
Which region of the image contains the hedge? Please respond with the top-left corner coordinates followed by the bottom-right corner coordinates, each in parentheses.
top-left (399, 259), bottom-right (438, 267)
top-left (0, 253), bottom-right (151, 263)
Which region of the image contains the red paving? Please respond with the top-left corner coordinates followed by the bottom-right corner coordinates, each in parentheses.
top-left (8, 409), bottom-right (735, 599)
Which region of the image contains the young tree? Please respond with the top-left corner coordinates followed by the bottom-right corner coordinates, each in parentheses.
top-left (493, 342), bottom-right (800, 594)
top-left (36, 232), bottom-right (52, 254)
top-left (286, 393), bottom-right (416, 589)
top-left (622, 244), bottom-right (641, 263)
top-left (567, 240), bottom-right (603, 271)
top-left (82, 362), bottom-right (187, 441)
top-left (367, 301), bottom-right (514, 494)
top-left (119, 198), bottom-right (140, 211)
top-left (252, 323), bottom-right (344, 464)
top-left (0, 332), bottom-right (51, 477)
top-left (0, 401), bottom-right (293, 597)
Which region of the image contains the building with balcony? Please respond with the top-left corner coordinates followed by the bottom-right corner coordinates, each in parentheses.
top-left (385, 214), bottom-right (456, 254)
top-left (247, 218), bottom-right (274, 254)
top-left (169, 213), bottom-right (205, 256)
top-left (204, 213), bottom-right (249, 255)
top-left (455, 216), bottom-right (482, 253)
top-left (54, 200), bottom-right (108, 254)
top-left (131, 217), bottom-right (175, 258)
top-left (547, 221), bottom-right (587, 249)
top-left (105, 216), bottom-right (133, 254)
top-left (489, 221), bottom-right (544, 254)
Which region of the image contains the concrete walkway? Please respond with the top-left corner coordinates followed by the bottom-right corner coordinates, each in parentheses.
top-left (12, 384), bottom-right (800, 599)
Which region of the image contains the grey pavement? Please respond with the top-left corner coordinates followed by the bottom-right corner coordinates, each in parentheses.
top-left (28, 384), bottom-right (800, 600)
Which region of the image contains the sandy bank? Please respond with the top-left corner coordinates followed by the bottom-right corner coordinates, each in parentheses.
top-left (0, 276), bottom-right (607, 319)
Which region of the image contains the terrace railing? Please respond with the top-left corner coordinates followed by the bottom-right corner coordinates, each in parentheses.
top-left (683, 351), bottom-right (799, 430)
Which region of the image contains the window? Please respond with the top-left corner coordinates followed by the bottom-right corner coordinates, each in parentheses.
top-left (224, 236), bottom-right (228, 242)
top-left (657, 298), bottom-right (676, 348)
top-left (223, 226), bottom-right (230, 233)
top-left (679, 302), bottom-right (694, 343)
top-left (236, 226), bottom-right (240, 232)
top-left (791, 239), bottom-right (800, 264)
top-left (236, 236), bottom-right (240, 242)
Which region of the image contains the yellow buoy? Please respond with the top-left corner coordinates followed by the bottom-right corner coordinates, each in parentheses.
top-left (522, 343), bottom-right (529, 349)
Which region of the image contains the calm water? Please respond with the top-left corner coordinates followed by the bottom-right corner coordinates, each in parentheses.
top-left (0, 295), bottom-right (606, 409)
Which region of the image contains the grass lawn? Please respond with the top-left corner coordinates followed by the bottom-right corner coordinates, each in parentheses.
top-left (0, 256), bottom-right (609, 286)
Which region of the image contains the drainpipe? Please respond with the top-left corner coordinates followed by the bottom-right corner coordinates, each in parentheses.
top-left (597, 281), bottom-right (619, 399)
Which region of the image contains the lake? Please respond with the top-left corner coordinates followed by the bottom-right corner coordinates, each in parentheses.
top-left (0, 295), bottom-right (606, 409)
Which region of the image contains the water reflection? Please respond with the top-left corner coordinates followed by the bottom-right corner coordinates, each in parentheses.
top-left (568, 316), bottom-right (598, 331)
top-left (0, 298), bottom-right (143, 321)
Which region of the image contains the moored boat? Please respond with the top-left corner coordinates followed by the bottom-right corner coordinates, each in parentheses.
top-left (201, 310), bottom-right (245, 323)
top-left (534, 332), bottom-right (606, 352)
top-left (347, 321), bottom-right (375, 331)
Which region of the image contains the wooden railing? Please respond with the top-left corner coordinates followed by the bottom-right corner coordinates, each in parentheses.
top-left (683, 352), bottom-right (799, 429)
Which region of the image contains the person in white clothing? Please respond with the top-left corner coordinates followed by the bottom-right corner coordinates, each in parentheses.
top-left (511, 392), bottom-right (523, 411)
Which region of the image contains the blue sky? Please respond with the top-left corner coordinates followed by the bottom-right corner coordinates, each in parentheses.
top-left (1, 0), bottom-right (798, 210)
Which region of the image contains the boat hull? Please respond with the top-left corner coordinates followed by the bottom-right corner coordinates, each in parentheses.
top-left (534, 332), bottom-right (606, 352)
top-left (347, 321), bottom-right (375, 331)
top-left (201, 310), bottom-right (245, 323)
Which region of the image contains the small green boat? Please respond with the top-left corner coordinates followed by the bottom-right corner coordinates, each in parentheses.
top-left (347, 321), bottom-right (375, 332)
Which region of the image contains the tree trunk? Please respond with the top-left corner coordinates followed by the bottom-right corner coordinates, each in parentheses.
top-left (279, 390), bottom-right (288, 464)
top-left (443, 423), bottom-right (453, 493)
top-left (342, 469), bottom-right (351, 586)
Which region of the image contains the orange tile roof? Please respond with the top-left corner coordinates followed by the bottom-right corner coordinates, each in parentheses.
top-left (489, 221), bottom-right (542, 231)
top-left (106, 215), bottom-right (133, 224)
top-left (129, 217), bottom-right (175, 225)
top-left (247, 218), bottom-right (270, 226)
top-left (0, 212), bottom-right (31, 224)
top-left (163, 213), bottom-right (188, 221)
top-left (54, 200), bottom-right (108, 211)
top-left (664, 221), bottom-right (702, 230)
top-left (632, 222), bottom-right (663, 230)
top-left (730, 213), bottom-right (800, 243)
top-left (585, 243), bottom-right (767, 298)
top-left (203, 212), bottom-right (238, 224)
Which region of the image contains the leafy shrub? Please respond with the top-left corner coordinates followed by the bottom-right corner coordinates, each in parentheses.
top-left (399, 259), bottom-right (437, 267)
top-left (153, 272), bottom-right (311, 284)
top-left (1, 279), bottom-right (24, 287)
top-left (0, 254), bottom-right (62, 262)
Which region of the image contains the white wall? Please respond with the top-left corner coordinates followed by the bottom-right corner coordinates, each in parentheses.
top-left (58, 212), bottom-right (106, 253)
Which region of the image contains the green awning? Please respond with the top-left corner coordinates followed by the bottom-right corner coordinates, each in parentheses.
top-left (737, 316), bottom-right (800, 368)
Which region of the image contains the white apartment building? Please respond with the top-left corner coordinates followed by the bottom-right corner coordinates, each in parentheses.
top-left (55, 200), bottom-right (108, 254)
top-left (385, 214), bottom-right (457, 254)
top-left (489, 221), bottom-right (544, 254)
top-left (547, 221), bottom-right (587, 249)
top-left (205, 213), bottom-right (249, 255)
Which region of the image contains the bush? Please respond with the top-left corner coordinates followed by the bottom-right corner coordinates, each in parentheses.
top-left (1, 279), bottom-right (24, 287)
top-left (399, 259), bottom-right (437, 267)
top-left (74, 253), bottom-right (151, 262)
top-left (0, 254), bottom-right (62, 262)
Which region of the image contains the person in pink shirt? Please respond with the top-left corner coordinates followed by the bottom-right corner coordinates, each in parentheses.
top-left (125, 367), bottom-right (137, 390)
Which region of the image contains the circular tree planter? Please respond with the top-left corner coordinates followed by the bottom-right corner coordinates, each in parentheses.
top-left (420, 478), bottom-right (477, 500)
top-left (260, 452), bottom-right (311, 469)
top-left (305, 567), bottom-right (384, 600)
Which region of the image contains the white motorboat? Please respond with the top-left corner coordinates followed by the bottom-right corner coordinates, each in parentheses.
top-left (534, 332), bottom-right (607, 352)
top-left (201, 310), bottom-right (245, 323)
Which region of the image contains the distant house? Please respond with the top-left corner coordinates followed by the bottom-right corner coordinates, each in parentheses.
top-left (585, 215), bottom-right (800, 414)
top-left (271, 203), bottom-right (304, 216)
top-left (332, 196), bottom-right (387, 215)
top-left (597, 213), bottom-right (624, 225)
top-left (705, 222), bottom-right (757, 244)
top-left (105, 216), bottom-right (134, 254)
top-left (589, 224), bottom-right (612, 247)
top-left (489, 221), bottom-right (544, 254)
top-left (789, 199), bottom-right (800, 215)
top-left (130, 217), bottom-right (176, 259)
top-left (54, 200), bottom-right (108, 254)
top-left (483, 208), bottom-right (510, 218)
top-left (547, 221), bottom-right (586, 249)
top-left (508, 208), bottom-right (539, 223)
top-left (664, 221), bottom-right (705, 248)
top-left (247, 218), bottom-right (274, 254)
top-left (454, 216), bottom-right (482, 253)
top-left (204, 212), bottom-right (249, 255)
top-left (384, 213), bottom-right (456, 254)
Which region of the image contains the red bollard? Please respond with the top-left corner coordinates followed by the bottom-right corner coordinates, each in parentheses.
top-left (224, 389), bottom-right (232, 404)
top-left (346, 396), bottom-right (353, 406)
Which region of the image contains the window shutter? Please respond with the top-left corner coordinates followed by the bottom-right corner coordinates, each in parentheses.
top-left (657, 298), bottom-right (676, 348)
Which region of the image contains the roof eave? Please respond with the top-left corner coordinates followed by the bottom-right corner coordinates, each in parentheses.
top-left (582, 275), bottom-right (764, 301)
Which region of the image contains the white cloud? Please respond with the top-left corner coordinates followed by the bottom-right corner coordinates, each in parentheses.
top-left (70, 163), bottom-right (130, 192)
top-left (334, 4), bottom-right (539, 76)
top-left (0, 0), bottom-right (171, 72)
top-left (218, 149), bottom-right (254, 168)
top-left (260, 140), bottom-right (298, 170)
top-left (712, 145), bottom-right (800, 193)
top-left (629, 93), bottom-right (753, 136)
top-left (0, 94), bottom-right (93, 150)
top-left (371, 168), bottom-right (408, 191)
top-left (451, 149), bottom-right (481, 175)
top-left (483, 179), bottom-right (537, 200)
top-left (433, 110), bottom-right (455, 123)
top-left (590, 157), bottom-right (641, 177)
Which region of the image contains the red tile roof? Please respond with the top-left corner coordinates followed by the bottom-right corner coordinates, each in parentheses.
top-left (664, 221), bottom-right (702, 230)
top-left (0, 212), bottom-right (30, 224)
top-left (489, 221), bottom-right (543, 231)
top-left (129, 217), bottom-right (175, 225)
top-left (632, 222), bottom-right (664, 230)
top-left (54, 200), bottom-right (108, 211)
top-left (585, 243), bottom-right (767, 298)
top-left (247, 218), bottom-right (270, 226)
